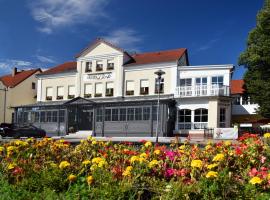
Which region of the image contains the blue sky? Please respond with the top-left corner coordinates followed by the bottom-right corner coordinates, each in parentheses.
top-left (0, 0), bottom-right (264, 79)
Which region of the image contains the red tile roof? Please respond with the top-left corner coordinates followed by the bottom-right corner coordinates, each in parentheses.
top-left (124, 48), bottom-right (187, 66)
top-left (40, 61), bottom-right (77, 75)
top-left (231, 79), bottom-right (245, 94)
top-left (0, 69), bottom-right (41, 88)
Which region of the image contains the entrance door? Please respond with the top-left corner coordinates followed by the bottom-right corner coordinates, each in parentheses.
top-left (78, 109), bottom-right (93, 130)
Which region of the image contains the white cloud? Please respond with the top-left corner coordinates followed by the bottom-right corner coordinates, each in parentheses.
top-left (36, 55), bottom-right (56, 63)
top-left (0, 59), bottom-right (33, 74)
top-left (104, 28), bottom-right (142, 51)
top-left (197, 38), bottom-right (220, 52)
top-left (29, 0), bottom-right (108, 34)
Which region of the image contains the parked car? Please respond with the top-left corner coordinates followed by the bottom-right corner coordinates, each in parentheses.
top-left (0, 123), bottom-right (46, 138)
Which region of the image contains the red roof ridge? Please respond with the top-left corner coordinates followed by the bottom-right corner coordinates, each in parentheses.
top-left (131, 48), bottom-right (187, 56)
top-left (0, 68), bottom-right (41, 88)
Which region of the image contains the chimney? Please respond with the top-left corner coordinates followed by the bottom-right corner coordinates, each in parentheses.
top-left (12, 67), bottom-right (18, 77)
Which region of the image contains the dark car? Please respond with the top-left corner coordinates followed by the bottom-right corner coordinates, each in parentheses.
top-left (0, 123), bottom-right (46, 138)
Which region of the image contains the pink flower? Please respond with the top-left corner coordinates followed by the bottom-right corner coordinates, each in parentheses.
top-left (165, 151), bottom-right (176, 161)
top-left (248, 168), bottom-right (258, 177)
top-left (260, 156), bottom-right (266, 164)
top-left (165, 168), bottom-right (176, 178)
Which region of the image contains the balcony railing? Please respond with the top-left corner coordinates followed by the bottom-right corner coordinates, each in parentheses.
top-left (175, 85), bottom-right (230, 98)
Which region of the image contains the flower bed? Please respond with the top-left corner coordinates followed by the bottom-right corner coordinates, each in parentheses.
top-left (1, 134), bottom-right (270, 199)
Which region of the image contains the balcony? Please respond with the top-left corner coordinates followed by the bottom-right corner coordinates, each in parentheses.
top-left (175, 85), bottom-right (230, 98)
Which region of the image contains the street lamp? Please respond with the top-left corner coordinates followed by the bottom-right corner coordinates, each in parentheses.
top-left (154, 69), bottom-right (165, 143)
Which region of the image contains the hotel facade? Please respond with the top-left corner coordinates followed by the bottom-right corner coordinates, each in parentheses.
top-left (15, 39), bottom-right (233, 137)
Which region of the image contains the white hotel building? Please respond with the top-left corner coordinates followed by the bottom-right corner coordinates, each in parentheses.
top-left (15, 39), bottom-right (233, 137)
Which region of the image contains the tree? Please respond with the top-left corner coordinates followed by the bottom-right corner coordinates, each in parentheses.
top-left (238, 0), bottom-right (270, 118)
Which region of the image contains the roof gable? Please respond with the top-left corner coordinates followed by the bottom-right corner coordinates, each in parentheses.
top-left (124, 48), bottom-right (187, 66)
top-left (75, 38), bottom-right (124, 58)
top-left (0, 69), bottom-right (41, 88)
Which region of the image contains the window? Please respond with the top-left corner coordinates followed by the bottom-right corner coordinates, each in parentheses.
top-left (140, 80), bottom-right (149, 95)
top-left (135, 108), bottom-right (142, 120)
top-left (120, 108), bottom-right (126, 121)
top-left (195, 77), bottom-right (207, 96)
top-left (46, 87), bottom-right (53, 100)
top-left (84, 84), bottom-right (92, 98)
top-left (34, 112), bottom-right (40, 122)
top-left (52, 111), bottom-right (58, 122)
top-left (127, 108), bottom-right (135, 121)
top-left (96, 61), bottom-right (103, 71)
top-left (155, 78), bottom-right (164, 94)
top-left (85, 62), bottom-right (92, 72)
top-left (180, 78), bottom-right (192, 86)
top-left (96, 108), bottom-right (103, 122)
top-left (219, 108), bottom-right (226, 127)
top-left (143, 107), bottom-right (150, 120)
top-left (194, 109), bottom-right (208, 129)
top-left (242, 96), bottom-right (249, 105)
top-left (105, 109), bottom-right (112, 121)
top-left (46, 111), bottom-right (52, 122)
top-left (178, 109), bottom-right (191, 129)
top-left (95, 83), bottom-right (103, 97)
top-left (112, 108), bottom-right (119, 121)
top-left (126, 81), bottom-right (134, 95)
top-left (106, 82), bottom-right (114, 97)
top-left (196, 77), bottom-right (207, 85)
top-left (57, 86), bottom-right (64, 100)
top-left (180, 78), bottom-right (192, 96)
top-left (212, 76), bottom-right (223, 85)
top-left (32, 82), bottom-right (36, 89)
top-left (107, 59), bottom-right (114, 70)
top-left (68, 85), bottom-right (75, 99)
top-left (59, 110), bottom-right (65, 123)
top-left (40, 111), bottom-right (46, 122)
top-left (233, 96), bottom-right (241, 105)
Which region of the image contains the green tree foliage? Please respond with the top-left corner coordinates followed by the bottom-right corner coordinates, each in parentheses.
top-left (238, 0), bottom-right (270, 118)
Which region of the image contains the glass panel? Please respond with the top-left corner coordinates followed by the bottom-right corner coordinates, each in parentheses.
top-left (143, 107), bottom-right (150, 120)
top-left (40, 111), bottom-right (46, 122)
top-left (96, 108), bottom-right (103, 122)
top-left (127, 108), bottom-right (134, 121)
top-left (59, 110), bottom-right (65, 123)
top-left (105, 109), bottom-right (111, 121)
top-left (34, 112), bottom-right (39, 122)
top-left (112, 108), bottom-right (119, 121)
top-left (120, 108), bottom-right (126, 121)
top-left (46, 111), bottom-right (52, 122)
top-left (135, 108), bottom-right (142, 120)
top-left (52, 111), bottom-right (58, 122)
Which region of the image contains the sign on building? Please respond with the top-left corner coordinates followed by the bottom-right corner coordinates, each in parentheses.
top-left (83, 72), bottom-right (114, 81)
top-left (213, 127), bottom-right (238, 140)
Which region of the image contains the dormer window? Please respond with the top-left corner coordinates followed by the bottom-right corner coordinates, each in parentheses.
top-left (85, 62), bottom-right (92, 72)
top-left (96, 61), bottom-right (103, 71)
top-left (107, 59), bottom-right (114, 70)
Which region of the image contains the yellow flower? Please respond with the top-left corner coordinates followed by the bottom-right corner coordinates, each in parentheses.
top-left (144, 141), bottom-right (152, 148)
top-left (264, 133), bottom-right (270, 138)
top-left (50, 163), bottom-right (57, 168)
top-left (92, 157), bottom-right (103, 164)
top-left (206, 171), bottom-right (218, 178)
top-left (122, 166), bottom-right (133, 177)
top-left (91, 157), bottom-right (107, 168)
top-left (249, 176), bottom-right (263, 185)
top-left (139, 157), bottom-right (146, 163)
top-left (7, 163), bottom-right (16, 170)
top-left (7, 146), bottom-right (17, 152)
top-left (92, 140), bottom-right (97, 145)
top-left (212, 154), bottom-right (225, 162)
top-left (140, 153), bottom-right (148, 158)
top-left (15, 140), bottom-right (28, 146)
top-left (59, 161), bottom-right (70, 169)
top-left (0, 146), bottom-right (4, 152)
top-left (87, 176), bottom-right (94, 185)
top-left (82, 160), bottom-right (91, 166)
top-left (148, 160), bottom-right (159, 168)
top-left (191, 159), bottom-right (203, 169)
top-left (207, 163), bottom-right (219, 169)
top-left (130, 156), bottom-right (139, 164)
top-left (205, 145), bottom-right (212, 150)
top-left (68, 174), bottom-right (77, 182)
top-left (154, 149), bottom-right (161, 155)
top-left (179, 145), bottom-right (185, 150)
top-left (224, 141), bottom-right (231, 146)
